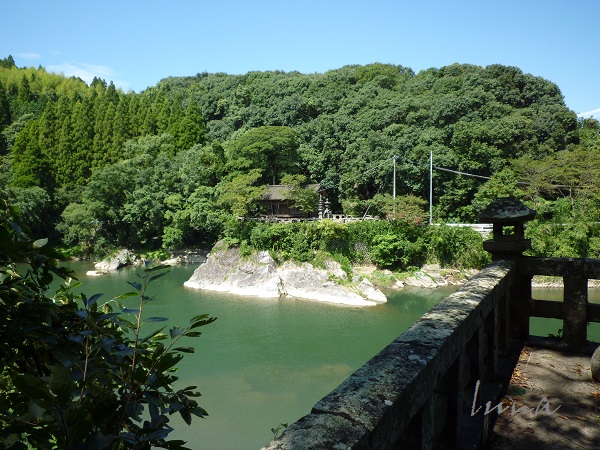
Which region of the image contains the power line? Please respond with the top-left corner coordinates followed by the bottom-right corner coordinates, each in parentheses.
top-left (319, 153), bottom-right (593, 196)
top-left (318, 156), bottom-right (396, 192)
top-left (432, 166), bottom-right (492, 181)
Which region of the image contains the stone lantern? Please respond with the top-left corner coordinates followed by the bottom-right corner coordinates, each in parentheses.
top-left (478, 197), bottom-right (536, 261)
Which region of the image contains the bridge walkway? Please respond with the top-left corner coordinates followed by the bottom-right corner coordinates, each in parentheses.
top-left (486, 343), bottom-right (600, 449)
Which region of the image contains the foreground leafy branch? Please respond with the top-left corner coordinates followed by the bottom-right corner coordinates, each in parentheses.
top-left (0, 198), bottom-right (216, 449)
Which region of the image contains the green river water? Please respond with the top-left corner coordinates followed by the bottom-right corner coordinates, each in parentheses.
top-left (58, 262), bottom-right (600, 450)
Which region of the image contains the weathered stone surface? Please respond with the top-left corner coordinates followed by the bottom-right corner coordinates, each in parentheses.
top-left (403, 271), bottom-right (439, 288)
top-left (92, 249), bottom-right (134, 273)
top-left (592, 345), bottom-right (600, 382)
top-left (261, 413), bottom-right (369, 450)
top-left (357, 278), bottom-right (387, 302)
top-left (323, 260), bottom-right (347, 279)
top-left (184, 243), bottom-right (387, 306)
top-left (478, 196), bottom-right (536, 223)
top-left (184, 246), bottom-right (283, 298)
top-left (161, 249), bottom-right (207, 265)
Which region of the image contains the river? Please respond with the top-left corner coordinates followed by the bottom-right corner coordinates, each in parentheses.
top-left (56, 262), bottom-right (600, 450)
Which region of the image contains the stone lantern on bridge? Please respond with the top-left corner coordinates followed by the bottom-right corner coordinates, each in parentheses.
top-left (478, 197), bottom-right (536, 262)
top-left (479, 197), bottom-right (537, 342)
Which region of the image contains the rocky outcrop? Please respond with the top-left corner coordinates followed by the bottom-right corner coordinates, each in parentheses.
top-left (396, 264), bottom-right (478, 288)
top-left (184, 244), bottom-right (387, 306)
top-left (160, 249), bottom-right (208, 265)
top-left (87, 249), bottom-right (135, 276)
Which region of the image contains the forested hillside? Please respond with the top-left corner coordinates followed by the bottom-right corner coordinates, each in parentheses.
top-left (1, 55), bottom-right (599, 258)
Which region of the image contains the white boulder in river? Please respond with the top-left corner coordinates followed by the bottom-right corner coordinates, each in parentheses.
top-left (184, 244), bottom-right (387, 306)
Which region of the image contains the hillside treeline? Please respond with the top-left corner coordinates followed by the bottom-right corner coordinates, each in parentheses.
top-left (1, 54), bottom-right (599, 259)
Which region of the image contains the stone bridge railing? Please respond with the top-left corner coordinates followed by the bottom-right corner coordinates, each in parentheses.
top-left (520, 256), bottom-right (600, 349)
top-left (262, 199), bottom-right (600, 449)
top-left (262, 260), bottom-right (517, 449)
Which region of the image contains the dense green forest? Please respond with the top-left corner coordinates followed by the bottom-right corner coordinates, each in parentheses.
top-left (1, 54), bottom-right (600, 260)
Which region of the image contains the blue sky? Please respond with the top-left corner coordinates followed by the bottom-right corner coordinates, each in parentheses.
top-left (2, 0), bottom-right (598, 117)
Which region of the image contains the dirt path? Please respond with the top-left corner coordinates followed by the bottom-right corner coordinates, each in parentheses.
top-left (487, 346), bottom-right (600, 449)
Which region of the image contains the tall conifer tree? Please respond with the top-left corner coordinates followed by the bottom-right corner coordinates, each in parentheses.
top-left (0, 80), bottom-right (11, 153)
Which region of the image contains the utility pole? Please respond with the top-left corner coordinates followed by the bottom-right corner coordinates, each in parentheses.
top-left (393, 155), bottom-right (396, 217)
top-left (392, 155), bottom-right (399, 218)
top-left (429, 150), bottom-right (433, 225)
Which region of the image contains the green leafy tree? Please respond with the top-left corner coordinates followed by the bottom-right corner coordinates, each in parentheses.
top-left (225, 126), bottom-right (300, 184)
top-left (1, 113), bottom-right (33, 153)
top-left (175, 142), bottom-right (225, 194)
top-left (69, 96), bottom-right (94, 187)
top-left (0, 80), bottom-right (10, 153)
top-left (56, 202), bottom-right (100, 255)
top-left (112, 95), bottom-right (132, 156)
top-left (468, 168), bottom-right (522, 221)
top-left (509, 155), bottom-right (555, 207)
top-left (11, 121), bottom-right (53, 192)
top-left (0, 199), bottom-right (215, 449)
top-left (279, 174), bottom-right (319, 216)
top-left (370, 193), bottom-right (427, 224)
top-left (578, 118), bottom-right (600, 151)
top-left (174, 96), bottom-right (206, 151)
top-left (16, 75), bottom-right (34, 112)
top-left (217, 169), bottom-right (267, 218)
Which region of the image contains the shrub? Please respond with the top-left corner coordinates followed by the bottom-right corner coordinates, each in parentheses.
top-left (0, 199), bottom-right (215, 449)
top-left (370, 233), bottom-right (426, 269)
top-left (426, 225), bottom-right (489, 268)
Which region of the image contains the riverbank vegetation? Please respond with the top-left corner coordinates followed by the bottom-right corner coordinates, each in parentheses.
top-left (226, 219), bottom-right (490, 272)
top-left (1, 55), bottom-right (600, 266)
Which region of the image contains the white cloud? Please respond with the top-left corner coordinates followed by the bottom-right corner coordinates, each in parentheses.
top-left (46, 62), bottom-right (131, 91)
top-left (15, 52), bottom-right (41, 60)
top-left (577, 108), bottom-right (600, 119)
top-left (47, 62), bottom-right (114, 84)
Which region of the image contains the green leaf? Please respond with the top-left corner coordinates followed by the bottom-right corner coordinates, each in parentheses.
top-left (149, 271), bottom-right (169, 284)
top-left (179, 408), bottom-right (192, 425)
top-left (8, 220), bottom-right (23, 237)
top-left (116, 291), bottom-right (138, 299)
top-left (122, 307), bottom-right (140, 315)
top-left (50, 363), bottom-right (74, 405)
top-left (189, 314), bottom-right (216, 329)
top-left (145, 316), bottom-right (169, 322)
top-left (87, 293), bottom-right (103, 306)
top-left (145, 427), bottom-right (171, 441)
top-left (127, 281), bottom-right (142, 291)
top-left (174, 347), bottom-right (195, 353)
top-left (13, 374), bottom-right (54, 405)
top-left (125, 402), bottom-right (144, 421)
top-left (151, 332), bottom-right (168, 341)
top-left (97, 312), bottom-right (120, 321)
top-left (33, 238), bottom-right (48, 249)
top-left (164, 440), bottom-right (190, 450)
top-left (141, 327), bottom-right (166, 343)
top-left (28, 401), bottom-right (46, 419)
top-left (147, 264), bottom-right (171, 272)
top-left (184, 331), bottom-right (202, 337)
top-left (156, 352), bottom-right (183, 372)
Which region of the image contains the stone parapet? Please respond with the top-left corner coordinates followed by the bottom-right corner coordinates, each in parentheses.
top-left (262, 260), bottom-right (515, 449)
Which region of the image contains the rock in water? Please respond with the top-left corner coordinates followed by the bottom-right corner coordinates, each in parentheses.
top-left (184, 246), bottom-right (282, 298)
top-left (88, 249), bottom-right (134, 275)
top-left (184, 243), bottom-right (387, 306)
